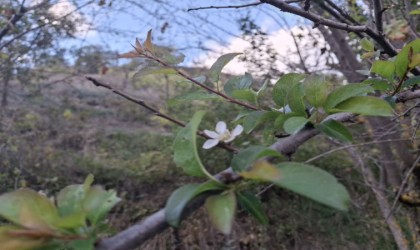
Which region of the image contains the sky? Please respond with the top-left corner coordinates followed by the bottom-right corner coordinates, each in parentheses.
top-left (41, 0), bottom-right (328, 74)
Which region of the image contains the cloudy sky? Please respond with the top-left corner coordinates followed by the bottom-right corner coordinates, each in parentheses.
top-left (37, 0), bottom-right (330, 74)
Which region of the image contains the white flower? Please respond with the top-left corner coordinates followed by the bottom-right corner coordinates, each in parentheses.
top-left (203, 121), bottom-right (243, 149)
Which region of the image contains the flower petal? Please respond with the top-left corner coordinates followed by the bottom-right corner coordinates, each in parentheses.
top-left (203, 139), bottom-right (219, 149)
top-left (204, 130), bottom-right (219, 139)
top-left (215, 121), bottom-right (227, 134)
top-left (231, 125), bottom-right (243, 137)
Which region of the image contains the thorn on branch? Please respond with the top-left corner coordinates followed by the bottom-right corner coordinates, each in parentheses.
top-left (304, 0), bottom-right (311, 11)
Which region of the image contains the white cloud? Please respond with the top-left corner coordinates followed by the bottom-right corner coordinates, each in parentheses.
top-left (30, 0), bottom-right (97, 38)
top-left (192, 26), bottom-right (338, 76)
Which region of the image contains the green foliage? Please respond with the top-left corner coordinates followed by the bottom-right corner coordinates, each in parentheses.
top-left (231, 146), bottom-right (282, 172)
top-left (0, 175), bottom-right (120, 250)
top-left (272, 73), bottom-right (306, 108)
top-left (283, 116), bottom-right (308, 134)
top-left (273, 162), bottom-right (350, 211)
top-left (315, 119), bottom-right (353, 142)
top-left (173, 111), bottom-right (216, 180)
top-left (303, 75), bottom-right (329, 108)
top-left (366, 39), bottom-right (420, 94)
top-left (165, 181), bottom-right (225, 227)
top-left (331, 96), bottom-right (393, 116)
top-left (205, 190), bottom-right (237, 235)
top-left (224, 73), bottom-right (253, 96)
top-left (208, 53), bottom-right (242, 84)
top-left (360, 38), bottom-right (374, 52)
top-left (237, 191), bottom-right (268, 225)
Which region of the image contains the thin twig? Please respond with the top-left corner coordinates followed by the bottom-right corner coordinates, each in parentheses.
top-left (387, 154), bottom-right (420, 219)
top-left (85, 76), bottom-right (239, 153)
top-left (136, 51), bottom-right (259, 111)
top-left (305, 137), bottom-right (420, 163)
top-left (188, 2), bottom-right (262, 11)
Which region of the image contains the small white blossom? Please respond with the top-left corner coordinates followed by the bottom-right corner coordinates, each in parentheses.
top-left (203, 121), bottom-right (243, 149)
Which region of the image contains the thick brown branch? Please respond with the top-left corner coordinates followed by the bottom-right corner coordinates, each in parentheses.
top-left (260, 0), bottom-right (398, 57)
top-left (373, 0), bottom-right (384, 33)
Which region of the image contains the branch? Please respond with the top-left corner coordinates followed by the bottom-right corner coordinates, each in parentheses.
top-left (85, 76), bottom-right (238, 153)
top-left (94, 88), bottom-right (420, 250)
top-left (388, 154), bottom-right (420, 219)
top-left (323, 0), bottom-right (360, 25)
top-left (136, 52), bottom-right (259, 111)
top-left (373, 0), bottom-right (384, 33)
top-left (260, 0), bottom-right (398, 56)
top-left (396, 89), bottom-right (420, 103)
top-left (0, 0), bottom-right (94, 51)
top-left (313, 0), bottom-right (364, 38)
top-left (0, 0), bottom-right (48, 42)
top-left (188, 2), bottom-right (262, 11)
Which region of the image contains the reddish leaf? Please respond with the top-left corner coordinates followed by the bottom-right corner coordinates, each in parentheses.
top-left (144, 29), bottom-right (154, 53)
top-left (118, 51), bottom-right (140, 59)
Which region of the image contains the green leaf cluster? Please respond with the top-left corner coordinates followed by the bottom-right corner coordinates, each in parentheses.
top-left (0, 175), bottom-right (120, 250)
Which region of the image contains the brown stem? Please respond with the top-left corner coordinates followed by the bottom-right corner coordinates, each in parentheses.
top-left (140, 53), bottom-right (259, 111)
top-left (85, 76), bottom-right (238, 153)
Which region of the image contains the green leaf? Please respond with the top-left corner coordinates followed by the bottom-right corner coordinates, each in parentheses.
top-left (0, 189), bottom-right (59, 230)
top-left (361, 78), bottom-right (391, 91)
top-left (409, 53), bottom-right (420, 69)
top-left (240, 161), bottom-right (282, 182)
top-left (273, 162), bottom-right (350, 211)
top-left (315, 119), bottom-right (353, 142)
top-left (257, 78), bottom-right (269, 97)
top-left (231, 89), bottom-right (257, 104)
top-left (371, 60), bottom-right (395, 80)
top-left (135, 67), bottom-right (178, 77)
top-left (83, 186), bottom-right (121, 225)
top-left (173, 111), bottom-right (216, 180)
top-left (205, 190), bottom-right (237, 235)
top-left (208, 53), bottom-right (242, 83)
top-left (65, 237), bottom-right (96, 250)
top-left (231, 146), bottom-right (283, 172)
top-left (274, 113), bottom-right (296, 131)
top-left (54, 212), bottom-right (86, 229)
top-left (304, 75), bottom-right (329, 108)
top-left (283, 116), bottom-right (308, 134)
top-left (409, 9), bottom-right (420, 15)
top-left (243, 111), bottom-right (265, 133)
top-left (242, 111), bottom-right (278, 134)
top-left (332, 96), bottom-right (393, 116)
top-left (57, 185), bottom-right (87, 217)
top-left (402, 76), bottom-right (420, 89)
top-left (165, 182), bottom-right (225, 227)
top-left (288, 82), bottom-right (306, 116)
top-left (360, 38), bottom-right (374, 52)
top-left (224, 73), bottom-right (253, 96)
top-left (237, 191), bottom-right (268, 225)
top-left (395, 39), bottom-right (420, 78)
top-left (168, 91), bottom-right (220, 105)
top-left (272, 73), bottom-right (305, 107)
top-left (325, 83), bottom-right (374, 110)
